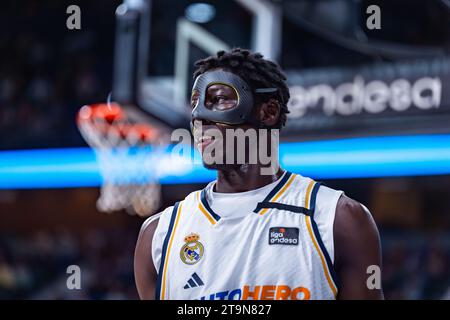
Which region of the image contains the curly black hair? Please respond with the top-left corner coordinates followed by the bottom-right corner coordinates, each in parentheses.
top-left (193, 48), bottom-right (290, 129)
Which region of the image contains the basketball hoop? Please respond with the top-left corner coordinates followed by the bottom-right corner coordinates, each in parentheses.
top-left (77, 103), bottom-right (165, 217)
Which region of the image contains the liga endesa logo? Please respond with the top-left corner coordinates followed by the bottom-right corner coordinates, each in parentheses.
top-left (269, 227), bottom-right (299, 245)
top-left (199, 285), bottom-right (311, 300)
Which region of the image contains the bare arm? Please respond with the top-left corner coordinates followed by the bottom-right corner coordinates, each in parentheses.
top-left (334, 195), bottom-right (384, 299)
top-left (134, 215), bottom-right (160, 300)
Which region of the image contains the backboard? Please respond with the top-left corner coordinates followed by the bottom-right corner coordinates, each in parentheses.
top-left (111, 0), bottom-right (280, 130)
top-left (111, 0), bottom-right (450, 140)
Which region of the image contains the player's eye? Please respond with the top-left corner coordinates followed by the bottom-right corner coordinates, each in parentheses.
top-left (213, 96), bottom-right (227, 104)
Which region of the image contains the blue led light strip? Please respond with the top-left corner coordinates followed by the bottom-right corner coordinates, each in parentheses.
top-left (0, 134), bottom-right (449, 189)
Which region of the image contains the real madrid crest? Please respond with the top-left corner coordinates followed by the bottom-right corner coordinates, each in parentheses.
top-left (180, 233), bottom-right (204, 265)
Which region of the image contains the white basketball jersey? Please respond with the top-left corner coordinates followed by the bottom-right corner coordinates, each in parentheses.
top-left (151, 171), bottom-right (344, 300)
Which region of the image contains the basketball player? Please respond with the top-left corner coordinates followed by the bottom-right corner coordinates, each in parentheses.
top-left (134, 48), bottom-right (383, 300)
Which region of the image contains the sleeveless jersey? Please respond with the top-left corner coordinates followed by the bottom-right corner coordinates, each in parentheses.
top-left (151, 171), bottom-right (344, 300)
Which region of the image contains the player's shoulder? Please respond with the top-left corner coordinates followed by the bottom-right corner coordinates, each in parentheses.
top-left (312, 179), bottom-right (371, 224)
top-left (140, 207), bottom-right (170, 231)
top-left (333, 194), bottom-right (381, 270)
top-left (335, 194), bottom-right (373, 227)
top-left (333, 193), bottom-right (379, 248)
top-left (316, 183), bottom-right (344, 206)
top-left (138, 207), bottom-right (172, 242)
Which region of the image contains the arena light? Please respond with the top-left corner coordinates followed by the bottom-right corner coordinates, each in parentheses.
top-left (0, 148), bottom-right (101, 189)
top-left (185, 3), bottom-right (216, 24)
top-left (280, 134), bottom-right (450, 179)
top-left (0, 134), bottom-right (450, 188)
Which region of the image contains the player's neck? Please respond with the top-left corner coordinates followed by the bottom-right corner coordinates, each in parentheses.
top-left (214, 165), bottom-right (284, 193)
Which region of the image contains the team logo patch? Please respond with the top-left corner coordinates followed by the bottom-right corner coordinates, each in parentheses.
top-left (180, 233), bottom-right (204, 265)
top-left (269, 227), bottom-right (299, 245)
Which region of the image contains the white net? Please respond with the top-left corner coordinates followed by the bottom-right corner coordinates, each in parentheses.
top-left (77, 103), bottom-right (164, 217)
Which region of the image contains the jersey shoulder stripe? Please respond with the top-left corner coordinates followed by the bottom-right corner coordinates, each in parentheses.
top-left (304, 180), bottom-right (339, 296)
top-left (155, 201), bottom-right (184, 300)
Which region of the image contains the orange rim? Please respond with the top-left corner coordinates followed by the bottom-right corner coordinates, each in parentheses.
top-left (77, 103), bottom-right (159, 142)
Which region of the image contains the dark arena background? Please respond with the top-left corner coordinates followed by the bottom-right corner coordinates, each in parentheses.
top-left (1, 0), bottom-right (450, 300)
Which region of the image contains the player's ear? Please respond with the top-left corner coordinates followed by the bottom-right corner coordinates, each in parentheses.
top-left (257, 98), bottom-right (280, 127)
